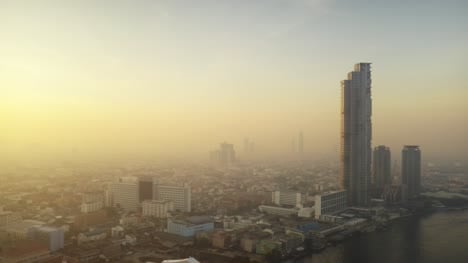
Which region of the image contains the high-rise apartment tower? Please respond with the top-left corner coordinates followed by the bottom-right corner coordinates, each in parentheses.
top-left (340, 63), bottom-right (372, 207)
top-left (401, 145), bottom-right (421, 198)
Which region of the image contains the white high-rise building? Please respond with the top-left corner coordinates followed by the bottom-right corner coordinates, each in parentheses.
top-left (154, 184), bottom-right (191, 212)
top-left (110, 182), bottom-right (139, 211)
top-left (340, 63), bottom-right (372, 207)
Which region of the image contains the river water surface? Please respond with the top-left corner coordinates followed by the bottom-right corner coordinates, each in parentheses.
top-left (297, 210), bottom-right (468, 263)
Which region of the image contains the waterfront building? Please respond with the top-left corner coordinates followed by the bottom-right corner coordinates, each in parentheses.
top-left (382, 184), bottom-right (407, 204)
top-left (340, 63), bottom-right (372, 207)
top-left (315, 190), bottom-right (347, 219)
top-left (372, 145), bottom-right (391, 195)
top-left (402, 145), bottom-right (422, 198)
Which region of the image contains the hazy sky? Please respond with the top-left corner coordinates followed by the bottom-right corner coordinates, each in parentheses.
top-left (1, 0), bottom-right (467, 161)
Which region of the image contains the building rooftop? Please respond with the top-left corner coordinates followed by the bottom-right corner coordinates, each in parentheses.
top-left (162, 257), bottom-right (200, 263)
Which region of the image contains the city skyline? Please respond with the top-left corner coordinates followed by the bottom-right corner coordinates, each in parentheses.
top-left (1, 1), bottom-right (467, 262)
top-left (1, 0), bottom-right (467, 163)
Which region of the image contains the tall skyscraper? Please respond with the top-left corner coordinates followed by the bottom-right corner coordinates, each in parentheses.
top-left (372, 145), bottom-right (391, 194)
top-left (401, 145), bottom-right (421, 199)
top-left (340, 63), bottom-right (372, 207)
top-left (298, 131), bottom-right (304, 154)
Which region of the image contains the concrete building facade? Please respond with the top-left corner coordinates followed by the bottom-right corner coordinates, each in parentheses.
top-left (340, 63), bottom-right (372, 207)
top-left (402, 145), bottom-right (422, 199)
top-left (110, 182), bottom-right (139, 212)
top-left (372, 145), bottom-right (391, 194)
top-left (142, 200), bottom-right (173, 218)
top-left (315, 190), bottom-right (347, 219)
top-left (271, 191), bottom-right (304, 207)
top-left (153, 184), bottom-right (191, 212)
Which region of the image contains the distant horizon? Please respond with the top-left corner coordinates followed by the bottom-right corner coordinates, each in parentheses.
top-left (2, 0), bottom-right (467, 163)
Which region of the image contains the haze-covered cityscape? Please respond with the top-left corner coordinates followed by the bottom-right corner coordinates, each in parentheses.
top-left (1, 1), bottom-right (468, 263)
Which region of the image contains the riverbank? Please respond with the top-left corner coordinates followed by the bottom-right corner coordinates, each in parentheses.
top-left (293, 209), bottom-right (468, 263)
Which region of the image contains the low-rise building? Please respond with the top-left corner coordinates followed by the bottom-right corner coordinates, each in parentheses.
top-left (211, 230), bottom-right (237, 249)
top-left (31, 226), bottom-right (64, 252)
top-left (258, 205), bottom-right (299, 217)
top-left (167, 216), bottom-right (214, 237)
top-left (77, 228), bottom-right (108, 245)
top-left (3, 220), bottom-right (45, 240)
top-left (272, 191), bottom-right (305, 207)
top-left (142, 199), bottom-right (173, 218)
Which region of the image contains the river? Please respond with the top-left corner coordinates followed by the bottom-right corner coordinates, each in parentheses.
top-left (296, 210), bottom-right (468, 263)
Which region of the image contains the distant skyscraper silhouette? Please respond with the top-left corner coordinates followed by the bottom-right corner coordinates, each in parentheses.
top-left (210, 142), bottom-right (236, 166)
top-left (249, 142), bottom-right (255, 153)
top-left (340, 63), bottom-right (372, 207)
top-left (220, 142), bottom-right (235, 165)
top-left (244, 137), bottom-right (255, 155)
top-left (244, 138), bottom-right (250, 154)
top-left (372, 146), bottom-right (391, 194)
top-left (401, 145), bottom-right (421, 199)
top-left (298, 132), bottom-right (304, 154)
